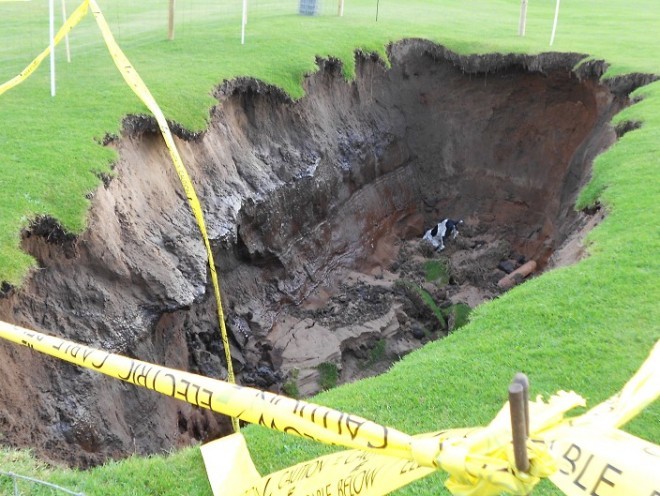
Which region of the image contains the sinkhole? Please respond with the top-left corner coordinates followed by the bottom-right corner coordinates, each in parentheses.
top-left (0, 39), bottom-right (653, 467)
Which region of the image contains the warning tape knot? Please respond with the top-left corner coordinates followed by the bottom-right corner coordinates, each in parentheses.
top-left (428, 390), bottom-right (586, 496)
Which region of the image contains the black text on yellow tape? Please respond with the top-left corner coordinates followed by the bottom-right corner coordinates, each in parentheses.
top-left (549, 426), bottom-right (660, 496)
top-left (202, 430), bottom-right (478, 496)
top-left (0, 321), bottom-right (438, 467)
top-left (239, 444), bottom-right (435, 496)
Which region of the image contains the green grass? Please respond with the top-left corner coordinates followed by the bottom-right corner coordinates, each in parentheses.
top-left (416, 286), bottom-right (446, 328)
top-left (424, 260), bottom-right (449, 284)
top-left (0, 0), bottom-right (658, 283)
top-left (0, 0), bottom-right (659, 495)
top-left (317, 361), bottom-right (340, 391)
top-left (367, 338), bottom-right (386, 366)
top-left (281, 367), bottom-right (300, 398)
top-left (443, 303), bottom-right (471, 331)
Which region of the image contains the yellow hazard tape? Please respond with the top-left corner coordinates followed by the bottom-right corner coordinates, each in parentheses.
top-left (201, 431), bottom-right (443, 496)
top-left (201, 341), bottom-right (660, 496)
top-left (0, 320), bottom-right (440, 465)
top-left (0, 0), bottom-right (238, 430)
top-left (567, 338), bottom-right (660, 430)
top-left (203, 425), bottom-right (553, 496)
top-left (548, 425), bottom-right (660, 496)
top-left (542, 340), bottom-right (660, 496)
top-left (9, 321), bottom-right (657, 496)
top-left (0, 320), bottom-right (563, 494)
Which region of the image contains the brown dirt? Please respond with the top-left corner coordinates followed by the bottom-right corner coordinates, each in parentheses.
top-left (0, 39), bottom-right (653, 468)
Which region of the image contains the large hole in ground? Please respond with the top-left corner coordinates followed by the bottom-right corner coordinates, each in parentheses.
top-left (0, 40), bottom-right (653, 467)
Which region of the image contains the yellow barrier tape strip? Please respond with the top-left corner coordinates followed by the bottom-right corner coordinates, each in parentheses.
top-left (201, 434), bottom-right (262, 496)
top-left (2, 322), bottom-right (658, 495)
top-left (232, 425), bottom-right (548, 496)
top-left (568, 339), bottom-right (660, 430)
top-left (85, 0), bottom-right (238, 431)
top-left (548, 426), bottom-right (660, 496)
top-left (201, 342), bottom-right (660, 496)
top-left (541, 340), bottom-right (660, 495)
top-left (201, 431), bottom-right (449, 496)
top-left (202, 411), bottom-right (660, 496)
top-left (0, 321), bottom-right (433, 465)
top-left (0, 0), bottom-right (90, 96)
top-left (0, 316), bottom-right (550, 495)
top-left (201, 395), bottom-right (573, 496)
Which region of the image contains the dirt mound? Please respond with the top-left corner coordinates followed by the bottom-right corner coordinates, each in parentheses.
top-left (0, 39), bottom-right (650, 467)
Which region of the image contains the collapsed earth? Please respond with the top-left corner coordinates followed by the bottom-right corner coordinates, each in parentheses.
top-left (0, 39), bottom-right (653, 467)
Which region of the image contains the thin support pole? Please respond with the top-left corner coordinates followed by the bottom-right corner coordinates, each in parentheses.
top-left (509, 380), bottom-right (530, 472)
top-left (376, 0), bottom-right (379, 21)
top-left (61, 0), bottom-right (71, 62)
top-left (518, 0), bottom-right (528, 36)
top-left (550, 0), bottom-right (561, 45)
top-left (49, 0), bottom-right (56, 96)
top-left (338, 0), bottom-right (344, 16)
top-left (168, 0), bottom-right (175, 40)
top-left (241, 0), bottom-right (248, 44)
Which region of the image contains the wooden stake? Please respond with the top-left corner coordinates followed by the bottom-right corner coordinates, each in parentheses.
top-left (168, 0), bottom-right (175, 41)
top-left (509, 382), bottom-right (530, 472)
top-left (338, 0), bottom-right (345, 17)
top-left (61, 0), bottom-right (71, 62)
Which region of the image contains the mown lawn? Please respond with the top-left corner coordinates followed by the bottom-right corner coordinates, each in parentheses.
top-left (0, 0), bottom-right (658, 495)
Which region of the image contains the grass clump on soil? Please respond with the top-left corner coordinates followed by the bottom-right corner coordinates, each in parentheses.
top-left (358, 338), bottom-right (389, 371)
top-left (443, 303), bottom-right (472, 331)
top-left (417, 287), bottom-right (446, 327)
top-left (282, 368), bottom-right (300, 399)
top-left (0, 1), bottom-right (659, 495)
top-left (368, 338), bottom-right (387, 366)
top-left (317, 362), bottom-right (340, 391)
top-left (395, 279), bottom-right (446, 332)
top-left (424, 260), bottom-right (450, 284)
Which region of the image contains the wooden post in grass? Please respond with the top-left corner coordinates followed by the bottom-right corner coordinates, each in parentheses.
top-left (509, 375), bottom-right (530, 473)
top-left (338, 0), bottom-right (344, 16)
top-left (61, 0), bottom-right (71, 62)
top-left (168, 0), bottom-right (175, 40)
top-left (518, 0), bottom-right (528, 36)
top-left (550, 0), bottom-right (561, 45)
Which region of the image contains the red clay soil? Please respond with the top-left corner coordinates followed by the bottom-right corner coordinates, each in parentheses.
top-left (0, 39), bottom-right (653, 467)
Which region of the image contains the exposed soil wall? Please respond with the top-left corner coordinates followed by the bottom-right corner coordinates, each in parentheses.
top-left (0, 39), bottom-right (651, 467)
